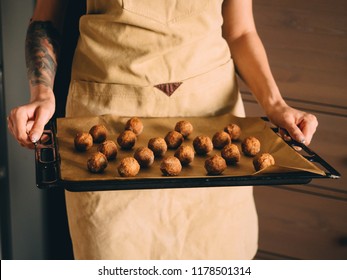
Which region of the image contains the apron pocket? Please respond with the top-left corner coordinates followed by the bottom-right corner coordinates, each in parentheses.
top-left (66, 60), bottom-right (244, 119)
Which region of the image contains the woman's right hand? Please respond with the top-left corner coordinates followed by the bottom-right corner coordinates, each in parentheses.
top-left (7, 87), bottom-right (55, 149)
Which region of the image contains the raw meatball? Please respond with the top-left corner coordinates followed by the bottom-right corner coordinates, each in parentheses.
top-left (125, 117), bottom-right (144, 136)
top-left (118, 157), bottom-right (140, 177)
top-left (117, 130), bottom-right (137, 150)
top-left (212, 131), bottom-right (231, 149)
top-left (253, 153), bottom-right (275, 171)
top-left (174, 120), bottom-right (193, 138)
top-left (204, 155), bottom-right (227, 175)
top-left (134, 147), bottom-right (155, 167)
top-left (74, 132), bottom-right (93, 152)
top-left (221, 143), bottom-right (241, 164)
top-left (174, 145), bottom-right (195, 165)
top-left (148, 137), bottom-right (167, 157)
top-left (87, 152), bottom-right (108, 173)
top-left (160, 156), bottom-right (182, 176)
top-left (193, 135), bottom-right (213, 155)
top-left (89, 124), bottom-right (108, 143)
top-left (224, 123), bottom-right (241, 140)
top-left (165, 131), bottom-right (184, 149)
top-left (97, 140), bottom-right (118, 160)
top-left (241, 136), bottom-right (261, 157)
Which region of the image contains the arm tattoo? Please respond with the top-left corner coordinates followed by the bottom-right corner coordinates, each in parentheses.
top-left (25, 21), bottom-right (61, 88)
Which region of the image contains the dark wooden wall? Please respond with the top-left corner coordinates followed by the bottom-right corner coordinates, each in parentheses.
top-left (242, 0), bottom-right (347, 259)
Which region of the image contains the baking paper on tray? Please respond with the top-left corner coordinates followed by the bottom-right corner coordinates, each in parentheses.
top-left (56, 114), bottom-right (325, 183)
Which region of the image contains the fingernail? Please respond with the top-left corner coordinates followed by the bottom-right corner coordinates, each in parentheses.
top-left (301, 138), bottom-right (306, 144)
top-left (30, 134), bottom-right (39, 143)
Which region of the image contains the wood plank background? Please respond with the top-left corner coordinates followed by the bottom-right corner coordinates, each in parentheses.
top-left (244, 0), bottom-right (347, 259)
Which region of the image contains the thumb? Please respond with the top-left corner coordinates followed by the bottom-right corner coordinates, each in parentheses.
top-left (285, 123), bottom-right (306, 144)
top-left (28, 109), bottom-right (51, 143)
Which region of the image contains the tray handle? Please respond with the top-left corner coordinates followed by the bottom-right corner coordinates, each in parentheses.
top-left (286, 138), bottom-right (340, 179)
top-left (34, 120), bottom-right (61, 189)
top-left (262, 117), bottom-right (341, 179)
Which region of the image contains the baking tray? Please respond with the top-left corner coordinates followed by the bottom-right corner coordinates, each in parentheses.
top-left (34, 114), bottom-right (340, 192)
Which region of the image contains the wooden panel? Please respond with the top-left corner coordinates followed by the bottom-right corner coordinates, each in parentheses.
top-left (248, 0), bottom-right (347, 108)
top-left (254, 186), bottom-right (347, 259)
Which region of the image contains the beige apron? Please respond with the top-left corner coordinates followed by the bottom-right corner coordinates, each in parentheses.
top-left (65, 0), bottom-right (258, 259)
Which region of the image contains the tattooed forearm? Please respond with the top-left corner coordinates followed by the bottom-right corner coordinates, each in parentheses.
top-left (25, 21), bottom-right (61, 88)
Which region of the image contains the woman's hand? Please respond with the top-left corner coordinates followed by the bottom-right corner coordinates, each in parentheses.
top-left (7, 88), bottom-right (55, 149)
top-left (265, 102), bottom-right (318, 145)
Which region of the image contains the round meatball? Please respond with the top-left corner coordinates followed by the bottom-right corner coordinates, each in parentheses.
top-left (174, 120), bottom-right (193, 138)
top-left (221, 143), bottom-right (241, 164)
top-left (89, 124), bottom-right (108, 143)
top-left (97, 140), bottom-right (118, 160)
top-left (212, 131), bottom-right (231, 149)
top-left (148, 137), bottom-right (167, 157)
top-left (117, 157), bottom-right (140, 177)
top-left (87, 152), bottom-right (108, 173)
top-left (224, 123), bottom-right (241, 140)
top-left (174, 145), bottom-right (195, 166)
top-left (164, 131), bottom-right (184, 149)
top-left (134, 147), bottom-right (155, 167)
top-left (117, 130), bottom-right (137, 150)
top-left (125, 117), bottom-right (144, 136)
top-left (160, 156), bottom-right (182, 176)
top-left (204, 155), bottom-right (227, 175)
top-left (241, 136), bottom-right (261, 157)
top-left (74, 132), bottom-right (93, 152)
top-left (193, 135), bottom-right (213, 155)
top-left (253, 153), bottom-right (275, 171)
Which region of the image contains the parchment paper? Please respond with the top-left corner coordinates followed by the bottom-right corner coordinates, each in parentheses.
top-left (56, 114), bottom-right (325, 182)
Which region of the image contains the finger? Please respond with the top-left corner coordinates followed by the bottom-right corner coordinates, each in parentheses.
top-left (278, 128), bottom-right (292, 141)
top-left (285, 123), bottom-right (306, 144)
top-left (7, 115), bottom-right (14, 136)
top-left (29, 107), bottom-right (51, 143)
top-left (298, 116), bottom-right (318, 146)
top-left (9, 107), bottom-right (33, 147)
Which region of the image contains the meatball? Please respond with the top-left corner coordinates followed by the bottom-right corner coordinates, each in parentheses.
top-left (160, 156), bottom-right (182, 176)
top-left (117, 157), bottom-right (140, 177)
top-left (221, 143), bottom-right (241, 164)
top-left (174, 145), bottom-right (195, 166)
top-left (174, 120), bottom-right (193, 138)
top-left (253, 153), bottom-right (275, 171)
top-left (193, 135), bottom-right (213, 155)
top-left (224, 123), bottom-right (241, 140)
top-left (117, 130), bottom-right (137, 150)
top-left (212, 131), bottom-right (231, 149)
top-left (89, 124), bottom-right (108, 143)
top-left (204, 155), bottom-right (227, 175)
top-left (164, 131), bottom-right (184, 149)
top-left (97, 140), bottom-right (118, 160)
top-left (125, 117), bottom-right (144, 136)
top-left (148, 137), bottom-right (167, 157)
top-left (74, 132), bottom-right (93, 152)
top-left (241, 136), bottom-right (261, 157)
top-left (134, 147), bottom-right (155, 167)
top-left (87, 152), bottom-right (108, 173)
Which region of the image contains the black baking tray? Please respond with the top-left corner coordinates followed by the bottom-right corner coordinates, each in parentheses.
top-left (34, 119), bottom-right (340, 192)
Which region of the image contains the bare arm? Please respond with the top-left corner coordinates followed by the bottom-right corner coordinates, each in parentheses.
top-left (8, 0), bottom-right (67, 148)
top-left (222, 0), bottom-right (318, 144)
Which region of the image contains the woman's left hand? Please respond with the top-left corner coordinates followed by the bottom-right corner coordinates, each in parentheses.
top-left (265, 103), bottom-right (318, 145)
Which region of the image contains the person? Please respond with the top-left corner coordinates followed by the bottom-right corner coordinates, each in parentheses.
top-left (8, 0), bottom-right (318, 259)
